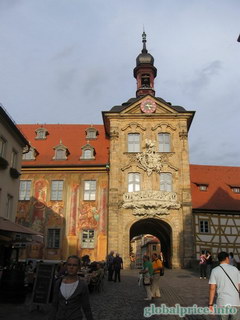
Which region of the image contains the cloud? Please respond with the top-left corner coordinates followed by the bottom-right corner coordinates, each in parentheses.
top-left (55, 67), bottom-right (78, 93)
top-left (51, 45), bottom-right (76, 61)
top-left (183, 60), bottom-right (222, 95)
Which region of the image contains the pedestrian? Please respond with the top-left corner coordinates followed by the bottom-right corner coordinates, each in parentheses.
top-left (209, 251), bottom-right (240, 320)
top-left (151, 253), bottom-right (163, 298)
top-left (106, 250), bottom-right (114, 281)
top-left (199, 250), bottom-right (207, 279)
top-left (229, 252), bottom-right (238, 267)
top-left (113, 253), bottom-right (123, 282)
top-left (48, 255), bottom-right (94, 320)
top-left (140, 255), bottom-right (153, 301)
top-left (206, 251), bottom-right (213, 278)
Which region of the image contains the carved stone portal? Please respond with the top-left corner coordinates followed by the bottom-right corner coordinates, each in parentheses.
top-left (122, 190), bottom-right (181, 216)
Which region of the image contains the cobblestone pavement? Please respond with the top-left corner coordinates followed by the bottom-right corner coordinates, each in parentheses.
top-left (0, 268), bottom-right (219, 320)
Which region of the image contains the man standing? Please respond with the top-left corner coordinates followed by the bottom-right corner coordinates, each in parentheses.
top-left (209, 251), bottom-right (240, 320)
top-left (106, 251), bottom-right (114, 281)
top-left (113, 253), bottom-right (123, 282)
top-left (151, 253), bottom-right (163, 298)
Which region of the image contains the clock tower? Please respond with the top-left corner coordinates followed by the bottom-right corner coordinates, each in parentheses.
top-left (134, 31), bottom-right (157, 97)
top-left (103, 32), bottom-right (195, 269)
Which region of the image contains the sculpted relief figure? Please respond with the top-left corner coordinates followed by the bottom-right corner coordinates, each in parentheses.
top-left (136, 139), bottom-right (163, 176)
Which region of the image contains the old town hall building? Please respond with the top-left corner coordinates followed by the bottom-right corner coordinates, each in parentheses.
top-left (16, 33), bottom-right (240, 268)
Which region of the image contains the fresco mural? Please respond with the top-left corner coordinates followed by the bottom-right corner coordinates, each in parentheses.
top-left (31, 179), bottom-right (48, 232)
top-left (69, 184), bottom-right (79, 236)
top-left (16, 173), bottom-right (108, 261)
top-left (78, 202), bottom-right (99, 229)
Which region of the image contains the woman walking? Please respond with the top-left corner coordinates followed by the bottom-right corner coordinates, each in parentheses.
top-left (48, 255), bottom-right (94, 320)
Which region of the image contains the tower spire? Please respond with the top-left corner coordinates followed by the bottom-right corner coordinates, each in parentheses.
top-left (142, 30), bottom-right (147, 53)
top-left (133, 32), bottom-right (157, 98)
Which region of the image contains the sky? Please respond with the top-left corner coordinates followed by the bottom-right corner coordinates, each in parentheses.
top-left (0, 0), bottom-right (239, 166)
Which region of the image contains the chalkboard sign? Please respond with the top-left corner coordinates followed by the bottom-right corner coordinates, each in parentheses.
top-left (32, 263), bottom-right (55, 304)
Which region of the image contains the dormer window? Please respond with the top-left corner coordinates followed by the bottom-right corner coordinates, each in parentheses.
top-left (35, 127), bottom-right (48, 140)
top-left (86, 127), bottom-right (98, 140)
top-left (231, 186), bottom-right (240, 194)
top-left (53, 141), bottom-right (69, 160)
top-left (198, 184), bottom-right (208, 191)
top-left (22, 146), bottom-right (38, 160)
top-left (80, 144), bottom-right (95, 160)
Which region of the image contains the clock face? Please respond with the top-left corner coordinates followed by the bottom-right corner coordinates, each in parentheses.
top-left (140, 99), bottom-right (156, 113)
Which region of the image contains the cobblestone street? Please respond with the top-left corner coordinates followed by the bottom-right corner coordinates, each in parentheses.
top-left (0, 269), bottom-right (218, 320)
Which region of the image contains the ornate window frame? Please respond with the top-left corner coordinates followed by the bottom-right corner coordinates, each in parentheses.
top-left (158, 133), bottom-right (171, 152)
top-left (53, 142), bottom-right (69, 160)
top-left (80, 144), bottom-right (95, 160)
top-left (86, 127), bottom-right (98, 140)
top-left (35, 127), bottom-right (48, 140)
top-left (22, 146), bottom-right (38, 160)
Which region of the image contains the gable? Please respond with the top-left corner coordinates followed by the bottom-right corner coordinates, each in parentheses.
top-left (120, 95), bottom-right (179, 115)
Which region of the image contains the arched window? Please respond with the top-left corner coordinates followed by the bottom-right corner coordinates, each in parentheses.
top-left (35, 127), bottom-right (48, 140)
top-left (141, 74), bottom-right (150, 87)
top-left (86, 127), bottom-right (98, 140)
top-left (22, 147), bottom-right (38, 160)
top-left (53, 142), bottom-right (68, 160)
top-left (80, 144), bottom-right (95, 160)
top-left (160, 173), bottom-right (172, 192)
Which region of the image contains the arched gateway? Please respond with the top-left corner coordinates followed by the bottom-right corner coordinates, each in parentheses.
top-left (130, 218), bottom-right (172, 268)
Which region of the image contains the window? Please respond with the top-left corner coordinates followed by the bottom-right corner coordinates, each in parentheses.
top-left (0, 136), bottom-right (7, 157)
top-left (35, 128), bottom-right (48, 140)
top-left (6, 194), bottom-right (13, 219)
top-left (80, 144), bottom-right (95, 160)
top-left (158, 133), bottom-right (170, 152)
top-left (19, 180), bottom-right (32, 200)
top-left (141, 74), bottom-right (150, 87)
top-left (199, 185), bottom-right (208, 191)
top-left (231, 187), bottom-right (240, 194)
top-left (152, 245), bottom-right (157, 251)
top-left (55, 149), bottom-right (66, 160)
top-left (51, 180), bottom-right (64, 200)
top-left (84, 180), bottom-right (96, 201)
top-left (22, 147), bottom-right (36, 160)
top-left (11, 150), bottom-right (18, 168)
top-left (128, 133), bottom-right (140, 152)
top-left (83, 149), bottom-right (92, 159)
top-left (81, 230), bottom-right (95, 248)
top-left (160, 173), bottom-right (172, 192)
top-left (53, 142), bottom-right (68, 160)
top-left (199, 220), bottom-right (209, 233)
top-left (128, 173), bottom-right (140, 192)
top-left (86, 127), bottom-right (98, 140)
top-left (47, 229), bottom-right (60, 248)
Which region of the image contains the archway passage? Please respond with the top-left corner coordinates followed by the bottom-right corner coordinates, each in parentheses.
top-left (130, 218), bottom-right (172, 268)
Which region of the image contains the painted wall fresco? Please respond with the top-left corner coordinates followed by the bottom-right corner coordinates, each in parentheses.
top-left (16, 173), bottom-right (108, 261)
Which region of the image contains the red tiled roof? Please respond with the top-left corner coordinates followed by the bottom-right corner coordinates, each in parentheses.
top-left (18, 124), bottom-right (109, 166)
top-left (190, 164), bottom-right (240, 212)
